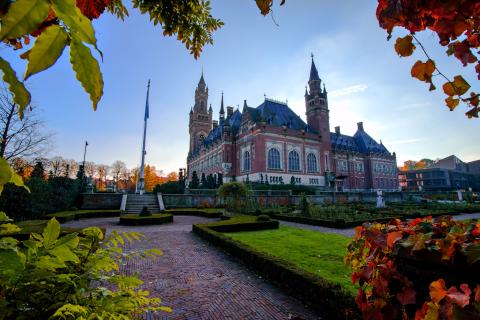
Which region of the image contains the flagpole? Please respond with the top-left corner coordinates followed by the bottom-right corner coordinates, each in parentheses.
top-left (81, 140), bottom-right (88, 192)
top-left (137, 79), bottom-right (150, 195)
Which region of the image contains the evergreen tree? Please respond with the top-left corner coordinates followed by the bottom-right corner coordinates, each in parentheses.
top-left (189, 171), bottom-right (200, 189)
top-left (217, 173), bottom-right (223, 187)
top-left (30, 161), bottom-right (45, 179)
top-left (207, 174), bottom-right (215, 189)
top-left (201, 172), bottom-right (207, 188)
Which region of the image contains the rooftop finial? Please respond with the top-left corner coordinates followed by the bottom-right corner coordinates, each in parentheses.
top-left (311, 52), bottom-right (314, 60)
top-left (264, 93), bottom-right (267, 100)
top-left (220, 91), bottom-right (225, 115)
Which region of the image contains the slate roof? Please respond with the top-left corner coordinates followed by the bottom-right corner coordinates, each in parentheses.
top-left (331, 129), bottom-right (390, 155)
top-left (255, 99), bottom-right (313, 132)
top-left (309, 59), bottom-right (321, 81)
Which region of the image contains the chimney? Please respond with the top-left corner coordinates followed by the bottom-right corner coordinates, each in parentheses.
top-left (335, 126), bottom-right (340, 135)
top-left (357, 122), bottom-right (364, 132)
top-left (226, 106), bottom-right (233, 118)
top-left (212, 120), bottom-right (218, 129)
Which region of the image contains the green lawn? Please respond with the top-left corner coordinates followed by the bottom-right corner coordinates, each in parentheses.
top-left (225, 225), bottom-right (356, 293)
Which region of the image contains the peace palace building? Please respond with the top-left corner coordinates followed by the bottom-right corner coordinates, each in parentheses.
top-left (186, 57), bottom-right (399, 191)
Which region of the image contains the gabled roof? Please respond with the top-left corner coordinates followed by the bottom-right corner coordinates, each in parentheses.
top-left (353, 129), bottom-right (390, 154)
top-left (256, 99), bottom-right (313, 132)
top-left (331, 133), bottom-right (361, 152)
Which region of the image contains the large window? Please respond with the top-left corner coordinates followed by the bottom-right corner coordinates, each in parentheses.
top-left (243, 150), bottom-right (250, 172)
top-left (288, 150), bottom-right (300, 171)
top-left (307, 153), bottom-right (317, 172)
top-left (267, 148), bottom-right (281, 170)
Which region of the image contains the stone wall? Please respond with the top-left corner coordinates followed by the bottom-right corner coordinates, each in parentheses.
top-left (81, 193), bottom-right (123, 210)
top-left (80, 191), bottom-right (413, 210)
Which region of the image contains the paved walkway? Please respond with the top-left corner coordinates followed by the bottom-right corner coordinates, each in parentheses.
top-left (280, 212), bottom-right (480, 238)
top-left (63, 217), bottom-right (319, 320)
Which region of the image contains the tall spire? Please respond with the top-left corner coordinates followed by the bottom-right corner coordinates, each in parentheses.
top-left (309, 53), bottom-right (320, 82)
top-left (220, 91), bottom-right (225, 115)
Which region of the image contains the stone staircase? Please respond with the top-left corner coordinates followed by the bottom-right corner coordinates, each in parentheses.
top-left (125, 194), bottom-right (160, 214)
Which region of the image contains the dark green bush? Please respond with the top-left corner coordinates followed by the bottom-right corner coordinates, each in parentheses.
top-left (256, 214), bottom-right (271, 222)
top-left (0, 176), bottom-right (80, 221)
top-left (152, 181), bottom-right (185, 194)
top-left (139, 206), bottom-right (152, 217)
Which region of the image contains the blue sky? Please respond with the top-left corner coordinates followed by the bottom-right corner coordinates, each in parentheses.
top-left (4, 1), bottom-right (479, 173)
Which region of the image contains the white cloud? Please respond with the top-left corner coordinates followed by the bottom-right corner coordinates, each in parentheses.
top-left (329, 84), bottom-right (368, 97)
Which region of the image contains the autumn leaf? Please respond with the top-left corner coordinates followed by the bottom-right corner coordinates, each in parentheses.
top-left (395, 35), bottom-right (416, 57)
top-left (430, 279), bottom-right (447, 303)
top-left (446, 284), bottom-right (471, 308)
top-left (0, 58), bottom-right (31, 118)
top-left (387, 231), bottom-right (403, 249)
top-left (474, 285), bottom-right (480, 302)
top-left (256, 0), bottom-right (272, 15)
top-left (445, 96), bottom-right (459, 111)
top-left (0, 0), bottom-right (50, 40)
top-left (411, 59), bottom-right (435, 82)
top-left (442, 75), bottom-right (471, 96)
top-left (76, 0), bottom-right (111, 20)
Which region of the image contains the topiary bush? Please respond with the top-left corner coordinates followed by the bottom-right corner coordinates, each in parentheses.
top-left (256, 214), bottom-right (271, 222)
top-left (218, 182), bottom-right (248, 213)
top-left (298, 193), bottom-right (310, 217)
top-left (139, 206), bottom-right (152, 217)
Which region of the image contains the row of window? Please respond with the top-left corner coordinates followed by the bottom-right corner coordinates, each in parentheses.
top-left (244, 148), bottom-right (321, 173)
top-left (337, 160), bottom-right (365, 173)
top-left (191, 152), bottom-right (222, 173)
top-left (375, 178), bottom-right (397, 188)
top-left (374, 163), bottom-right (396, 175)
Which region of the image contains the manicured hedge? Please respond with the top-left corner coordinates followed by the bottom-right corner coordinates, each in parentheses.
top-left (119, 213), bottom-right (173, 226)
top-left (270, 214), bottom-right (393, 228)
top-left (1, 219), bottom-right (106, 241)
top-left (46, 210), bottom-right (121, 223)
top-left (192, 222), bottom-right (359, 319)
top-left (165, 208), bottom-right (223, 218)
top-left (196, 215), bottom-right (279, 232)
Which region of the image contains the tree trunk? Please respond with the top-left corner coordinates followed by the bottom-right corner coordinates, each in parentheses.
top-left (0, 102), bottom-right (15, 158)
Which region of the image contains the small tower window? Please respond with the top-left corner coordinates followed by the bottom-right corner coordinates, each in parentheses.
top-left (268, 148), bottom-right (281, 170)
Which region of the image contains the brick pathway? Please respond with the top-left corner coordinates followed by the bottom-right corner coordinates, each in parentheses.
top-left (63, 217), bottom-right (320, 320)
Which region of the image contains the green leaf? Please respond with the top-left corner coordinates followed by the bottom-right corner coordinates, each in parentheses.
top-left (0, 157), bottom-right (13, 187)
top-left (42, 218), bottom-right (60, 248)
top-left (37, 255), bottom-right (66, 270)
top-left (466, 243), bottom-right (480, 265)
top-left (69, 37), bottom-right (103, 110)
top-left (51, 0), bottom-right (97, 46)
top-left (0, 58), bottom-right (31, 118)
top-left (49, 245), bottom-right (80, 263)
top-left (0, 0), bottom-right (50, 40)
top-left (0, 249), bottom-right (25, 281)
top-left (54, 232), bottom-right (79, 249)
top-left (0, 223), bottom-right (21, 235)
top-left (10, 171), bottom-right (29, 192)
top-left (24, 25), bottom-right (68, 80)
top-left (0, 211), bottom-right (11, 222)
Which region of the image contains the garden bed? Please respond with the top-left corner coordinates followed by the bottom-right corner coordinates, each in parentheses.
top-left (46, 210), bottom-right (121, 223)
top-left (193, 218), bottom-right (359, 319)
top-left (119, 213), bottom-right (173, 226)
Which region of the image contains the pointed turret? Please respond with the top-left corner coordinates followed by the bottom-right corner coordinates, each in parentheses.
top-left (309, 54), bottom-right (320, 82)
top-left (219, 92), bottom-right (225, 127)
top-left (304, 86), bottom-right (308, 97)
top-left (209, 104), bottom-right (213, 113)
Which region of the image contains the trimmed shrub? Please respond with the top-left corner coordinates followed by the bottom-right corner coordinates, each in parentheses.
top-left (256, 214), bottom-right (271, 222)
top-left (139, 206), bottom-right (152, 217)
top-left (119, 213), bottom-right (173, 226)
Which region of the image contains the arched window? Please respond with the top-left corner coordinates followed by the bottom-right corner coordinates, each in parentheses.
top-left (288, 150), bottom-right (300, 171)
top-left (267, 148), bottom-right (281, 170)
top-left (307, 153), bottom-right (317, 172)
top-left (243, 151), bottom-right (250, 172)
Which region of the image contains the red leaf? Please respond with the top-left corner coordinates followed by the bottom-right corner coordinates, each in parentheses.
top-left (76, 0), bottom-right (111, 20)
top-left (474, 285), bottom-right (480, 302)
top-left (387, 231), bottom-right (403, 249)
top-left (446, 284), bottom-right (471, 308)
